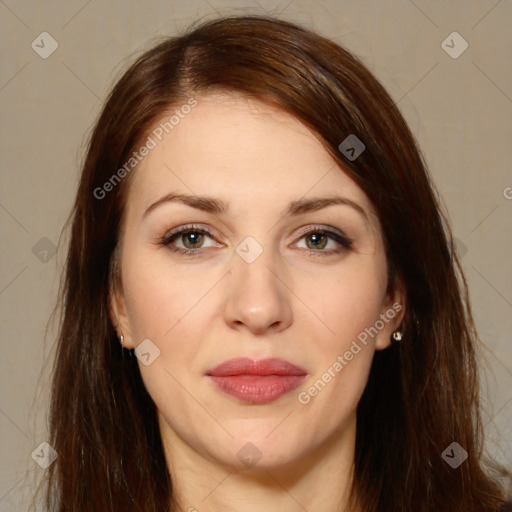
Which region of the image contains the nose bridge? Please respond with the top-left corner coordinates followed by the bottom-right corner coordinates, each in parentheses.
top-left (233, 233), bottom-right (281, 300)
top-left (224, 234), bottom-right (292, 333)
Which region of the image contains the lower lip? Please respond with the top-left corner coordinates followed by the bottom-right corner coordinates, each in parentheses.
top-left (208, 375), bottom-right (306, 404)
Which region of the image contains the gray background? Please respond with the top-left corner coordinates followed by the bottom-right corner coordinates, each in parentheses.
top-left (1, 0), bottom-right (511, 509)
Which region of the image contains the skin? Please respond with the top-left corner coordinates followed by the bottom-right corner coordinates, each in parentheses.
top-left (110, 92), bottom-right (405, 512)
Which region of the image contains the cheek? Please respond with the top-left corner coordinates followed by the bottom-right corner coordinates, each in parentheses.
top-left (120, 246), bottom-right (216, 401)
top-left (294, 268), bottom-right (382, 435)
top-left (298, 256), bottom-right (388, 345)
top-left (120, 249), bottom-right (208, 413)
top-left (292, 256), bottom-right (386, 406)
top-left (121, 247), bottom-right (210, 341)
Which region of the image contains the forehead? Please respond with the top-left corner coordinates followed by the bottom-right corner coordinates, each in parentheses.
top-left (125, 92), bottom-right (377, 222)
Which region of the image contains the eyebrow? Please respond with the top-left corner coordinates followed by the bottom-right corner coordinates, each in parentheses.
top-left (143, 193), bottom-right (368, 221)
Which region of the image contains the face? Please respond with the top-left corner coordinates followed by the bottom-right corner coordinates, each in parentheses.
top-left (110, 92), bottom-right (404, 473)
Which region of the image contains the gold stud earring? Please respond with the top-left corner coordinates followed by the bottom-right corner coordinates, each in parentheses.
top-left (391, 330), bottom-right (402, 343)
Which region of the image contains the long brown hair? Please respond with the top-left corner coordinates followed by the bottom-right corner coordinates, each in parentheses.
top-left (35, 14), bottom-right (511, 512)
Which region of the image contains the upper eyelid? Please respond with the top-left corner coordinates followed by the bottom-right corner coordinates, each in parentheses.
top-left (165, 223), bottom-right (217, 240)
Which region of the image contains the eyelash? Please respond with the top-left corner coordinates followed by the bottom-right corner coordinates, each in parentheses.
top-left (158, 223), bottom-right (353, 257)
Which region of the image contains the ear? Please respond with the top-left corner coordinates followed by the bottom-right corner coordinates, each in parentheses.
top-left (109, 287), bottom-right (137, 350)
top-left (374, 280), bottom-right (406, 351)
top-left (108, 252), bottom-right (136, 349)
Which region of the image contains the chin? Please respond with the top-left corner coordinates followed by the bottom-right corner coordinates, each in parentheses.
top-left (207, 433), bottom-right (302, 472)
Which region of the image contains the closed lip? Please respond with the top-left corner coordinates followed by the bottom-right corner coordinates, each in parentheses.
top-left (206, 357), bottom-right (307, 377)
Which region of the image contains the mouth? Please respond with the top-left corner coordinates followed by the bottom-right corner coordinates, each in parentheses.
top-left (206, 357), bottom-right (307, 405)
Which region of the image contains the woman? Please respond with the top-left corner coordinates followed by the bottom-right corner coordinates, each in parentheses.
top-left (35, 14), bottom-right (511, 512)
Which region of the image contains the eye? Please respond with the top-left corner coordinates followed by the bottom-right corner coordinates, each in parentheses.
top-left (294, 226), bottom-right (352, 255)
top-left (159, 224), bottom-right (219, 256)
top-left (159, 224), bottom-right (352, 257)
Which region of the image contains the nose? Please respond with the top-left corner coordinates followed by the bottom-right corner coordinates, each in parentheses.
top-left (223, 243), bottom-right (293, 335)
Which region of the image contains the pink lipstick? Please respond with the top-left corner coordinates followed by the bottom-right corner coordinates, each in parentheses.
top-left (206, 357), bottom-right (307, 404)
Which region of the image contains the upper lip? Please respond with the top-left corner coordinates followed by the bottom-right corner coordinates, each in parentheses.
top-left (206, 357), bottom-right (307, 377)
